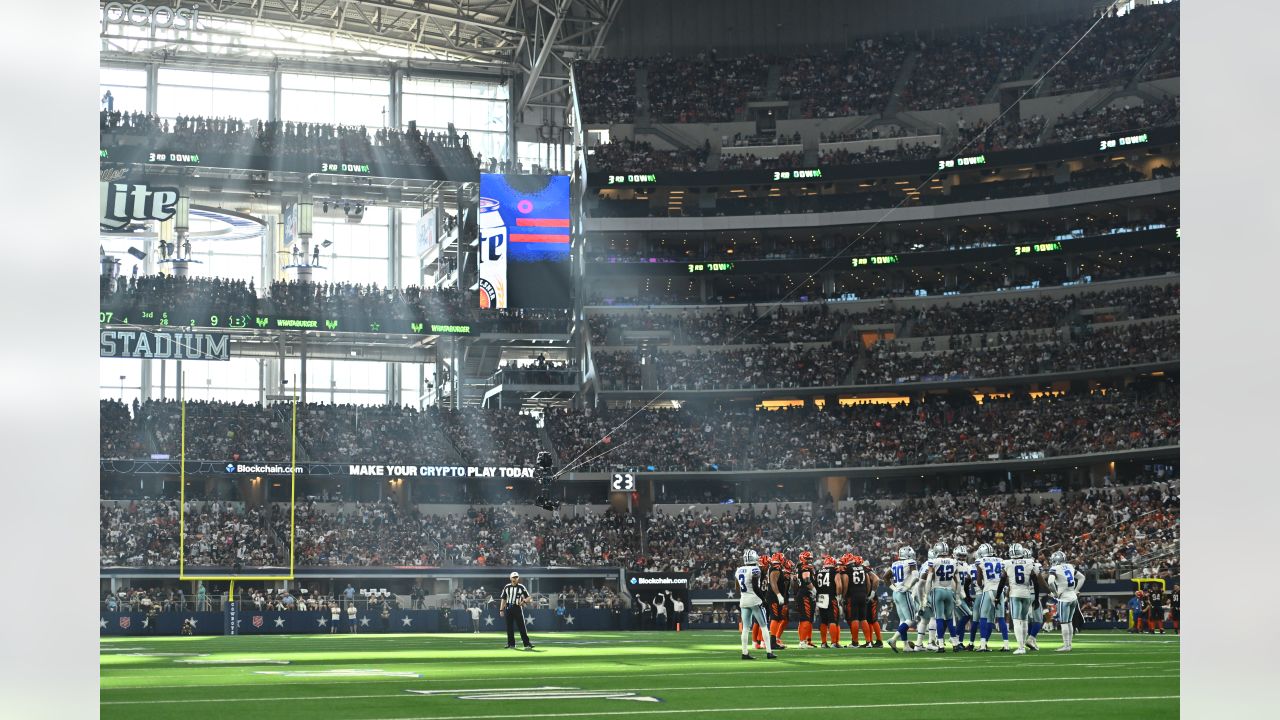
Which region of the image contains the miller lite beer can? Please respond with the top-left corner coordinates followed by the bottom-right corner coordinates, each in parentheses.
top-left (477, 196), bottom-right (507, 309)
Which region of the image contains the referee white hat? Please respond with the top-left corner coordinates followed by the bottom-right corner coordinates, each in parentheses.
top-left (510, 571), bottom-right (520, 579)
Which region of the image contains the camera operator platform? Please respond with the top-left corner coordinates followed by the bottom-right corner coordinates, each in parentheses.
top-left (501, 571), bottom-right (535, 650)
top-left (534, 450), bottom-right (560, 511)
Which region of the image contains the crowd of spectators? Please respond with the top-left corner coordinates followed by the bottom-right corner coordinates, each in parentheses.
top-left (546, 385), bottom-right (1178, 472)
top-left (685, 478), bottom-right (1179, 589)
top-left (589, 215), bottom-right (1178, 264)
top-left (717, 150), bottom-right (805, 171)
top-left (1050, 96), bottom-right (1180, 144)
top-left (1037, 3), bottom-right (1179, 95)
top-left (952, 114), bottom-right (1047, 154)
top-left (100, 471), bottom-right (1178, 583)
top-left (650, 343), bottom-right (856, 390)
top-left (575, 58), bottom-right (639, 124)
top-left (101, 275), bottom-right (571, 335)
top-left (589, 302), bottom-right (888, 346)
top-left (101, 110), bottom-right (475, 172)
top-left (859, 319), bottom-right (1178, 384)
top-left (576, 5), bottom-right (1177, 131)
top-left (101, 399), bottom-right (546, 467)
top-left (646, 52), bottom-right (769, 123)
top-left (900, 28), bottom-right (1045, 111)
top-left (778, 40), bottom-right (910, 118)
top-left (587, 138), bottom-right (710, 173)
top-left (818, 142), bottom-right (937, 166)
top-left (908, 283), bottom-right (1179, 337)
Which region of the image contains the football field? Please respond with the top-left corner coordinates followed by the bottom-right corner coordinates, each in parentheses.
top-left (101, 630), bottom-right (1179, 719)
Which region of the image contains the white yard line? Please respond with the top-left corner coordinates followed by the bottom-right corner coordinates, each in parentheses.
top-left (100, 672), bottom-right (1177, 705)
top-left (101, 658), bottom-right (1179, 688)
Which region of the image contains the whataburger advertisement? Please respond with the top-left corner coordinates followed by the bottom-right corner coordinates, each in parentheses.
top-left (477, 174), bottom-right (572, 310)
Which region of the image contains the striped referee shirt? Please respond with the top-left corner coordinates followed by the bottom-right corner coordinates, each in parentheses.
top-left (501, 583), bottom-right (530, 609)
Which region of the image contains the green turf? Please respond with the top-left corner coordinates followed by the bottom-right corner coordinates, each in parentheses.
top-left (101, 630), bottom-right (1179, 719)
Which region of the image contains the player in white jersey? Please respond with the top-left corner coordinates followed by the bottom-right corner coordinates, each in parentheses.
top-left (734, 550), bottom-right (776, 660)
top-left (887, 546), bottom-right (920, 653)
top-left (953, 546), bottom-right (978, 650)
top-left (973, 543), bottom-right (1010, 652)
top-left (998, 543), bottom-right (1043, 655)
top-left (914, 546), bottom-right (939, 650)
top-left (1047, 550), bottom-right (1086, 652)
top-left (924, 541), bottom-right (964, 653)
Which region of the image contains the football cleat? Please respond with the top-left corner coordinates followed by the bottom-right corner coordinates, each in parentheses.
top-left (766, 653), bottom-right (777, 659)
top-left (742, 654), bottom-right (756, 660)
top-left (1055, 646), bottom-right (1072, 652)
top-left (1012, 648), bottom-right (1027, 655)
top-left (888, 638), bottom-right (899, 653)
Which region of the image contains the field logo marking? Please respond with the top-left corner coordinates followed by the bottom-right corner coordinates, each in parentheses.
top-left (407, 687), bottom-right (661, 703)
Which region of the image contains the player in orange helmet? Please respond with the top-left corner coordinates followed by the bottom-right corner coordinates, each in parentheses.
top-left (752, 554), bottom-right (771, 648)
top-left (767, 552), bottom-right (788, 649)
top-left (816, 555), bottom-right (839, 647)
top-left (793, 551), bottom-right (817, 648)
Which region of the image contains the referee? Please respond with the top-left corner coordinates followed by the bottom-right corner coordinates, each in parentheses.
top-left (501, 572), bottom-right (535, 650)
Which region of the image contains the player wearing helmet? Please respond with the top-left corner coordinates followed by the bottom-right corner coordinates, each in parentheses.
top-left (734, 550), bottom-right (776, 660)
top-left (924, 543), bottom-right (963, 653)
top-left (840, 553), bottom-right (873, 648)
top-left (752, 555), bottom-right (772, 648)
top-left (1046, 550), bottom-right (1086, 652)
top-left (973, 543), bottom-right (1010, 651)
top-left (767, 552), bottom-right (788, 649)
top-left (888, 546), bottom-right (920, 653)
top-left (793, 552), bottom-right (817, 648)
top-left (915, 546), bottom-right (940, 650)
top-left (953, 546), bottom-right (978, 650)
top-left (997, 543), bottom-right (1047, 655)
top-left (815, 555), bottom-right (839, 647)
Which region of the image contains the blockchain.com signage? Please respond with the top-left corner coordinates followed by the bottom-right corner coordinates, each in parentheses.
top-left (219, 463), bottom-right (535, 478)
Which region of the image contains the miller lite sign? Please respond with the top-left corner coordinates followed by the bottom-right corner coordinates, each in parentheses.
top-left (100, 181), bottom-right (180, 230)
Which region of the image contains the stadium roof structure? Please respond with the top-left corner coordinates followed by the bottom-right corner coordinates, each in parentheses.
top-left (100, 0), bottom-right (624, 113)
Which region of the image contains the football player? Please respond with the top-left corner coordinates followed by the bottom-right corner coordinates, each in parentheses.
top-left (816, 555), bottom-right (839, 648)
top-left (767, 552), bottom-right (789, 649)
top-left (840, 553), bottom-right (873, 648)
top-left (915, 546), bottom-right (939, 650)
top-left (974, 543), bottom-right (1011, 652)
top-left (1046, 550), bottom-right (1085, 652)
top-left (752, 554), bottom-right (772, 649)
top-left (887, 545), bottom-right (920, 653)
top-left (735, 550), bottom-right (776, 660)
top-left (1170, 584), bottom-right (1179, 634)
top-left (793, 551), bottom-right (817, 648)
top-left (924, 541), bottom-right (963, 653)
top-left (997, 543), bottom-right (1042, 655)
top-left (1146, 582), bottom-right (1166, 634)
top-left (953, 545), bottom-right (978, 651)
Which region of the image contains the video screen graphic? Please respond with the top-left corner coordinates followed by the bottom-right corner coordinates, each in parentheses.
top-left (478, 174), bottom-right (572, 309)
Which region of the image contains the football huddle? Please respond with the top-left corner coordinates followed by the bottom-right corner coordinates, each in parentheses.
top-left (734, 543), bottom-right (1082, 659)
